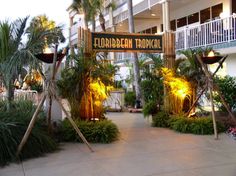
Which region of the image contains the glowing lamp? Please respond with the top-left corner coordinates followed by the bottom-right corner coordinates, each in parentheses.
top-left (201, 51), bottom-right (223, 64)
top-left (35, 47), bottom-right (66, 63)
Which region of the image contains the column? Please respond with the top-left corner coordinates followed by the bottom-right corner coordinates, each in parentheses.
top-left (109, 4), bottom-right (116, 63)
top-left (162, 0), bottom-right (170, 32)
top-left (69, 16), bottom-right (75, 54)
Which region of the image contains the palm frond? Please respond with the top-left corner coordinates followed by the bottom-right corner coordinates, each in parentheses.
top-left (12, 17), bottom-right (29, 49)
top-left (0, 21), bottom-right (12, 61)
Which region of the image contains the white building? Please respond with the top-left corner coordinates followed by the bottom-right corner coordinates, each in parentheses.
top-left (68, 0), bottom-right (236, 77)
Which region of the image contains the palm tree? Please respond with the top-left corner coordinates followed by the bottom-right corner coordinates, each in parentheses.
top-left (127, 0), bottom-right (142, 104)
top-left (27, 15), bottom-right (65, 47)
top-left (176, 48), bottom-right (209, 112)
top-left (57, 51), bottom-right (117, 120)
top-left (72, 0), bottom-right (107, 32)
top-left (0, 17), bottom-right (64, 110)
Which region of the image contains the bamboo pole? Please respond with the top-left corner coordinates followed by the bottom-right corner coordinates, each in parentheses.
top-left (17, 43), bottom-right (94, 155)
top-left (54, 94), bottom-right (94, 152)
top-left (163, 32), bottom-right (175, 112)
top-left (196, 55), bottom-right (218, 139)
top-left (186, 85), bottom-right (208, 116)
top-left (209, 85), bottom-right (218, 139)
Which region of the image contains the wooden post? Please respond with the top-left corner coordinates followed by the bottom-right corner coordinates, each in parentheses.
top-left (78, 27), bottom-right (92, 54)
top-left (17, 44), bottom-right (93, 155)
top-left (209, 84), bottom-right (218, 139)
top-left (163, 32), bottom-right (175, 112)
top-left (54, 94), bottom-right (94, 152)
top-left (196, 55), bottom-right (218, 139)
top-left (186, 85), bottom-right (208, 116)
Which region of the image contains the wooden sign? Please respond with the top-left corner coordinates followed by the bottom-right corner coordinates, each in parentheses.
top-left (91, 32), bottom-right (162, 53)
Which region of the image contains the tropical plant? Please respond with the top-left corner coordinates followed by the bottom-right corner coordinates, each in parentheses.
top-left (72, 0), bottom-right (109, 32)
top-left (0, 16), bottom-right (64, 110)
top-left (143, 100), bottom-right (158, 117)
top-left (168, 115), bottom-right (225, 134)
top-left (57, 52), bottom-right (117, 120)
top-left (152, 111), bottom-right (170, 127)
top-left (60, 119), bottom-right (119, 143)
top-left (213, 75), bottom-right (236, 112)
top-left (0, 100), bottom-right (58, 166)
top-left (124, 91), bottom-right (136, 107)
top-left (141, 54), bottom-right (163, 112)
top-left (27, 15), bottom-right (65, 51)
top-left (176, 48), bottom-right (211, 113)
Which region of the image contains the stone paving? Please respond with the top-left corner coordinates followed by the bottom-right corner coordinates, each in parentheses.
top-left (1, 112), bottom-right (236, 176)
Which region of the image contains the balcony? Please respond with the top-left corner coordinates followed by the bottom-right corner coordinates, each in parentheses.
top-left (175, 15), bottom-right (236, 51)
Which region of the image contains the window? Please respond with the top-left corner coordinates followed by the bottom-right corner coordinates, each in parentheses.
top-left (161, 24), bottom-right (163, 32)
top-left (145, 28), bottom-right (151, 34)
top-left (212, 3), bottom-right (223, 19)
top-left (233, 0), bottom-right (236, 13)
top-left (151, 26), bottom-right (157, 34)
top-left (177, 17), bottom-right (187, 28)
top-left (200, 7), bottom-right (210, 23)
top-left (170, 20), bottom-right (176, 31)
top-left (138, 26), bottom-right (157, 34)
top-left (188, 12), bottom-right (199, 24)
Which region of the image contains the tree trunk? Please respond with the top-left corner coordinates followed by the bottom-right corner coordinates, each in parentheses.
top-left (6, 82), bottom-right (14, 111)
top-left (91, 16), bottom-right (96, 32)
top-left (127, 0), bottom-right (142, 102)
top-left (99, 13), bottom-right (106, 32)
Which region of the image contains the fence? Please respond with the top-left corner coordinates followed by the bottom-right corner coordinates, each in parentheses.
top-left (175, 14), bottom-right (236, 51)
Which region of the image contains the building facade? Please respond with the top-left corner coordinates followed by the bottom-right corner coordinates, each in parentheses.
top-left (68, 0), bottom-right (236, 77)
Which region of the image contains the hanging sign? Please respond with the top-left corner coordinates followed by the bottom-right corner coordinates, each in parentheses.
top-left (91, 32), bottom-right (162, 53)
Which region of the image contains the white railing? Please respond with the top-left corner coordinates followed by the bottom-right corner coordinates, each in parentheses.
top-left (175, 15), bottom-right (236, 51)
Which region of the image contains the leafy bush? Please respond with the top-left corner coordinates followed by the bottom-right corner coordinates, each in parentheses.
top-left (152, 111), bottom-right (170, 127)
top-left (214, 76), bottom-right (236, 112)
top-left (0, 100), bottom-right (58, 166)
top-left (30, 82), bottom-right (43, 92)
top-left (124, 91), bottom-right (136, 107)
top-left (169, 115), bottom-right (225, 135)
top-left (141, 78), bottom-right (163, 104)
top-left (60, 119), bottom-right (119, 143)
top-left (143, 101), bottom-right (158, 117)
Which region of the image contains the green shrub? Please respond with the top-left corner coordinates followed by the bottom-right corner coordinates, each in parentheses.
top-left (124, 91), bottom-right (136, 107)
top-left (143, 101), bottom-right (158, 117)
top-left (60, 119), bottom-right (119, 143)
top-left (0, 100), bottom-right (58, 166)
top-left (214, 76), bottom-right (236, 112)
top-left (152, 111), bottom-right (170, 127)
top-left (30, 82), bottom-right (43, 93)
top-left (169, 115), bottom-right (225, 135)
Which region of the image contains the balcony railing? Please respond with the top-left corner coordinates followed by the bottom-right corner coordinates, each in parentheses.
top-left (175, 15), bottom-right (236, 51)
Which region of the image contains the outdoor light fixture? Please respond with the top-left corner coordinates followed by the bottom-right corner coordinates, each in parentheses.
top-left (35, 47), bottom-right (66, 63)
top-left (201, 51), bottom-right (223, 64)
top-left (35, 53), bottom-right (65, 63)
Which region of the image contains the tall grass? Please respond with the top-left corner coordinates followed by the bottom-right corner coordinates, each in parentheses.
top-left (0, 100), bottom-right (58, 166)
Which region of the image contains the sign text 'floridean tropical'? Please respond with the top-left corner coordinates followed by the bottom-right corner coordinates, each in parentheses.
top-left (91, 32), bottom-right (162, 52)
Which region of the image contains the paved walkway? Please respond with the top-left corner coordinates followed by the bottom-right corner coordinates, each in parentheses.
top-left (1, 112), bottom-right (236, 176)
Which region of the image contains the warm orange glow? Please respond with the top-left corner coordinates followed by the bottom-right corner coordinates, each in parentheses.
top-left (23, 70), bottom-right (43, 84)
top-left (161, 67), bottom-right (192, 114)
top-left (79, 78), bottom-right (114, 120)
top-left (43, 47), bottom-right (52, 54)
top-left (208, 51), bottom-right (215, 57)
